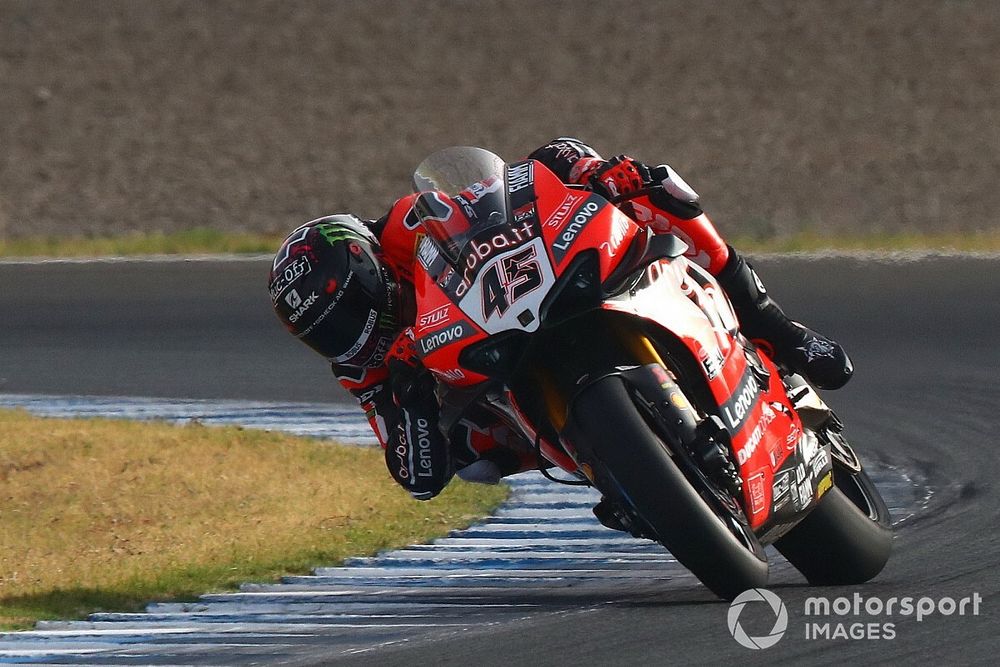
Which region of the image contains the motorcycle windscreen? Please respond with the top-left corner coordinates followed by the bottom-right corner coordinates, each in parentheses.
top-left (412, 146), bottom-right (511, 266)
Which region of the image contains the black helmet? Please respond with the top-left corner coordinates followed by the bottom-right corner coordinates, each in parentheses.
top-left (269, 214), bottom-right (400, 367)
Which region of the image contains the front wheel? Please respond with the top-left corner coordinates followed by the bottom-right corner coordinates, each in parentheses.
top-left (774, 437), bottom-right (892, 585)
top-left (565, 374), bottom-right (769, 600)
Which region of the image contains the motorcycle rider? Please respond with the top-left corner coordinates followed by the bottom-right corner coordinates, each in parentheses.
top-left (269, 137), bottom-right (853, 503)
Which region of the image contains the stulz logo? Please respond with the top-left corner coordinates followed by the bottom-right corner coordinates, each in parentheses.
top-left (418, 320), bottom-right (471, 355)
top-left (418, 304), bottom-right (450, 329)
top-left (544, 193), bottom-right (585, 228)
top-left (286, 290), bottom-right (320, 323)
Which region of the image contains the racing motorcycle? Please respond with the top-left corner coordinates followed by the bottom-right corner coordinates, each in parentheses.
top-left (408, 146), bottom-right (892, 600)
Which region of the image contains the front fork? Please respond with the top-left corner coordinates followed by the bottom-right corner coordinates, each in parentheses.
top-left (531, 326), bottom-right (743, 500)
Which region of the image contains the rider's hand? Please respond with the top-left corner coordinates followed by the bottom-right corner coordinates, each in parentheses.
top-left (588, 156), bottom-right (651, 201)
top-left (386, 329), bottom-right (436, 408)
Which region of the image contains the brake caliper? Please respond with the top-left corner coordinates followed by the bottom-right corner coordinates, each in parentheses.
top-left (691, 415), bottom-right (743, 497)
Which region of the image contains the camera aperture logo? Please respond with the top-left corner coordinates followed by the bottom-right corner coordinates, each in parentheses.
top-left (727, 588), bottom-right (789, 649)
top-left (727, 589), bottom-right (983, 647)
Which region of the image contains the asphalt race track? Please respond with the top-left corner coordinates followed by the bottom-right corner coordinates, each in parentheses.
top-left (1, 254), bottom-right (998, 664)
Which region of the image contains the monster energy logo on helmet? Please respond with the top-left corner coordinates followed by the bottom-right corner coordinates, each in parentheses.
top-left (310, 213), bottom-right (376, 248)
top-left (316, 222), bottom-right (371, 247)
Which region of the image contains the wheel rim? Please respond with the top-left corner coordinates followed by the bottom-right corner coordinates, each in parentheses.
top-left (822, 430), bottom-right (882, 522)
top-left (697, 474), bottom-right (766, 560)
top-left (632, 396), bottom-right (767, 561)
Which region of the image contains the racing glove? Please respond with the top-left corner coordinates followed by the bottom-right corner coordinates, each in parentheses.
top-left (587, 155), bottom-right (651, 201)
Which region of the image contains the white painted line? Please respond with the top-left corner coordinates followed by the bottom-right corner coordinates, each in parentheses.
top-left (3, 623), bottom-right (465, 637)
top-left (0, 394), bottom-right (378, 445)
top-left (0, 627), bottom-right (198, 638)
top-left (427, 537), bottom-right (640, 547)
top-left (0, 646), bottom-right (109, 658)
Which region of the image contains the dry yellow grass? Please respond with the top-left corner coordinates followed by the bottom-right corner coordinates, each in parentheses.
top-left (0, 409), bottom-right (507, 629)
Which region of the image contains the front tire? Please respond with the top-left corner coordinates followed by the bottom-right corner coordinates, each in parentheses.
top-left (566, 375), bottom-right (769, 600)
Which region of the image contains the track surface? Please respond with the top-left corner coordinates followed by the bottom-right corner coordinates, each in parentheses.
top-left (1, 256), bottom-right (998, 663)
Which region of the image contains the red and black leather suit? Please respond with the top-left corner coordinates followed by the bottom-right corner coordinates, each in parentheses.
top-left (334, 138), bottom-right (735, 500)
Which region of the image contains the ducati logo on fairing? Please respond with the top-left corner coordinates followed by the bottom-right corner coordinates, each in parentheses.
top-left (737, 402), bottom-right (776, 465)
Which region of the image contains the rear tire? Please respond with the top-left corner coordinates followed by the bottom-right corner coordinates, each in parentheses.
top-left (775, 461), bottom-right (892, 585)
top-left (566, 375), bottom-right (769, 600)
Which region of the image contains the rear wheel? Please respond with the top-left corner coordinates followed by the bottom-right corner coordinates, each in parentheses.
top-left (566, 374), bottom-right (769, 600)
top-left (774, 432), bottom-right (892, 585)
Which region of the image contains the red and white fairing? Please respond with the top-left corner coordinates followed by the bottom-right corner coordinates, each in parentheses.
top-left (410, 148), bottom-right (825, 531)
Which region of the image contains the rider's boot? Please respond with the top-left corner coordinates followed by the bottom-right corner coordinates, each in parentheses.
top-left (715, 247), bottom-right (853, 390)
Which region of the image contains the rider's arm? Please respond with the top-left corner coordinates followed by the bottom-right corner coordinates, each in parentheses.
top-left (332, 333), bottom-right (454, 501)
top-left (620, 181), bottom-right (730, 275)
top-left (331, 363), bottom-right (394, 447)
top-left (529, 137), bottom-right (730, 275)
